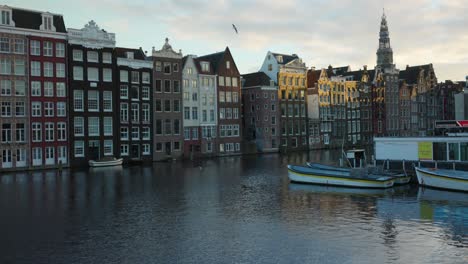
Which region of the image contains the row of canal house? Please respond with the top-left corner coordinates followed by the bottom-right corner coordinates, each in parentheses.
top-left (0, 5), bottom-right (245, 170)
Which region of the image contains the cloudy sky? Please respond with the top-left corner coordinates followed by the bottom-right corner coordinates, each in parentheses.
top-left (8, 0), bottom-right (468, 81)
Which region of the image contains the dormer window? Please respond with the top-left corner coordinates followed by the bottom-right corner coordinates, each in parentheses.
top-left (1, 10), bottom-right (11, 25)
top-left (277, 56), bottom-right (283, 63)
top-left (201, 62), bottom-right (209, 72)
top-left (40, 14), bottom-right (55, 32)
top-left (126, 52), bottom-right (134, 59)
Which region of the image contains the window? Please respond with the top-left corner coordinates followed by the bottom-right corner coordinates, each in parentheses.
top-left (164, 80), bottom-right (171, 93)
top-left (201, 62), bottom-right (209, 72)
top-left (104, 117), bottom-right (113, 136)
top-left (192, 128), bottom-right (198, 139)
top-left (232, 77), bottom-right (238, 87)
top-left (132, 127), bottom-right (139, 140)
top-left (142, 127), bottom-right (150, 140)
top-left (173, 120), bottom-right (180, 135)
top-left (131, 71), bottom-right (139, 83)
top-left (155, 80), bottom-right (162, 92)
top-left (184, 128), bottom-right (191, 140)
top-left (120, 70), bottom-right (129, 82)
top-left (57, 123), bottom-right (66, 141)
top-left (45, 123), bottom-right (54, 141)
top-left (104, 140), bottom-right (113, 156)
top-left (226, 77), bottom-right (231, 86)
top-left (73, 90), bottom-right (84, 111)
top-left (174, 141), bottom-right (181, 151)
top-left (226, 92), bottom-right (232, 102)
top-left (173, 63), bottom-right (179, 72)
top-left (30, 61), bottom-right (40, 76)
top-left (120, 85), bottom-right (128, 99)
top-left (31, 102), bottom-right (41, 117)
top-left (164, 99), bottom-right (171, 112)
top-left (210, 110), bottom-right (215, 122)
top-left (55, 43), bottom-right (65, 57)
top-left (0, 37), bottom-right (9, 53)
top-left (142, 72), bottom-right (150, 83)
top-left (173, 80), bottom-right (180, 93)
top-left (184, 107), bottom-right (190, 120)
top-left (88, 117), bottom-right (99, 136)
top-left (103, 91), bottom-right (112, 112)
top-left (88, 91), bottom-right (99, 111)
top-left (15, 102), bottom-right (25, 116)
top-left (87, 67), bottom-right (99, 81)
top-left (1, 102), bottom-right (11, 116)
top-left (1, 11), bottom-right (11, 26)
top-left (74, 117), bottom-right (84, 136)
top-left (120, 103), bottom-right (128, 122)
top-left (74, 141), bottom-right (84, 157)
top-left (15, 123), bottom-right (25, 142)
top-left (87, 51), bottom-right (98, 62)
top-left (131, 86), bottom-right (139, 100)
top-left (219, 91), bottom-right (225, 102)
top-left (220, 108), bottom-right (225, 119)
top-left (155, 61), bottom-right (162, 71)
top-left (121, 144), bottom-right (129, 156)
top-left (192, 107), bottom-right (198, 120)
top-left (233, 92), bottom-right (238, 103)
top-left (56, 82), bottom-right (66, 97)
top-left (43, 62), bottom-right (53, 77)
top-left (30, 123), bottom-right (43, 143)
top-left (57, 102), bottom-right (66, 117)
top-left (14, 80), bottom-right (25, 96)
top-left (165, 119), bottom-right (172, 135)
top-left (72, 49), bottom-right (83, 61)
top-left (43, 16), bottom-right (53, 31)
top-left (142, 104), bottom-right (150, 122)
top-left (73, 66), bottom-right (83, 80)
top-left (183, 91), bottom-right (189, 101)
top-left (142, 86), bottom-right (150, 100)
top-left (44, 102), bottom-right (54, 117)
top-left (120, 127), bottom-right (129, 140)
top-left (103, 52), bottom-right (112, 63)
top-left (30, 40), bottom-right (40, 55)
top-left (226, 61), bottom-right (230, 69)
top-left (14, 59), bottom-right (25, 75)
top-left (201, 110), bottom-right (207, 122)
top-left (155, 120), bottom-right (162, 135)
top-left (103, 68), bottom-right (112, 82)
top-left (1, 80), bottom-right (10, 95)
top-left (219, 76), bottom-right (224, 86)
top-left (43, 41), bottom-right (53, 56)
top-left (131, 103), bottom-right (139, 122)
top-left (192, 92), bottom-right (198, 101)
top-left (143, 144), bottom-right (150, 155)
top-left (44, 82), bottom-right (53, 97)
top-left (164, 62), bottom-right (171, 74)
top-left (233, 108), bottom-right (239, 119)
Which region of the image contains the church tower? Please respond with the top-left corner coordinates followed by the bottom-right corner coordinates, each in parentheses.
top-left (376, 10), bottom-right (394, 68)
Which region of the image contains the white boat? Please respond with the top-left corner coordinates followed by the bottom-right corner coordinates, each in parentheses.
top-left (89, 157), bottom-right (123, 167)
top-left (288, 165), bottom-right (395, 189)
top-left (415, 167), bottom-right (468, 192)
top-left (306, 162), bottom-right (411, 185)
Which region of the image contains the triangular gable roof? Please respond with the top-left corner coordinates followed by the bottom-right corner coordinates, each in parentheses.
top-left (196, 51), bottom-right (224, 73)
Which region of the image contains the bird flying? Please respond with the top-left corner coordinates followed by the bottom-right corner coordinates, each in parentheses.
top-left (232, 24), bottom-right (238, 34)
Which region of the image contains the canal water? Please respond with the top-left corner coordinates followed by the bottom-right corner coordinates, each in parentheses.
top-left (0, 151), bottom-right (467, 264)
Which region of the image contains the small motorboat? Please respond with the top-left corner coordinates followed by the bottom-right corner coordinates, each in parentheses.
top-left (415, 167), bottom-right (468, 192)
top-left (287, 165), bottom-right (395, 189)
top-left (306, 162), bottom-right (411, 185)
top-left (89, 157), bottom-right (123, 167)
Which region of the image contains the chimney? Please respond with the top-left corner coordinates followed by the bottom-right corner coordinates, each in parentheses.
top-left (363, 65), bottom-right (367, 71)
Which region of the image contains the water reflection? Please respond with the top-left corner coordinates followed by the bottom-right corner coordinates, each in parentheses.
top-left (0, 152), bottom-right (466, 264)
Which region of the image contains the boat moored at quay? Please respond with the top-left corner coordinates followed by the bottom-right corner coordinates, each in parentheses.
top-left (415, 167), bottom-right (468, 192)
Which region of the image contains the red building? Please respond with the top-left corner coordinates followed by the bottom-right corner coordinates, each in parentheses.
top-left (0, 6), bottom-right (68, 169)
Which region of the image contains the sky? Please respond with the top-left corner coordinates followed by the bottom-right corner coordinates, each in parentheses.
top-left (6, 0), bottom-right (468, 81)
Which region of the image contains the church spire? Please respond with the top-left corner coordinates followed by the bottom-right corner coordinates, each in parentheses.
top-left (376, 9), bottom-right (393, 67)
